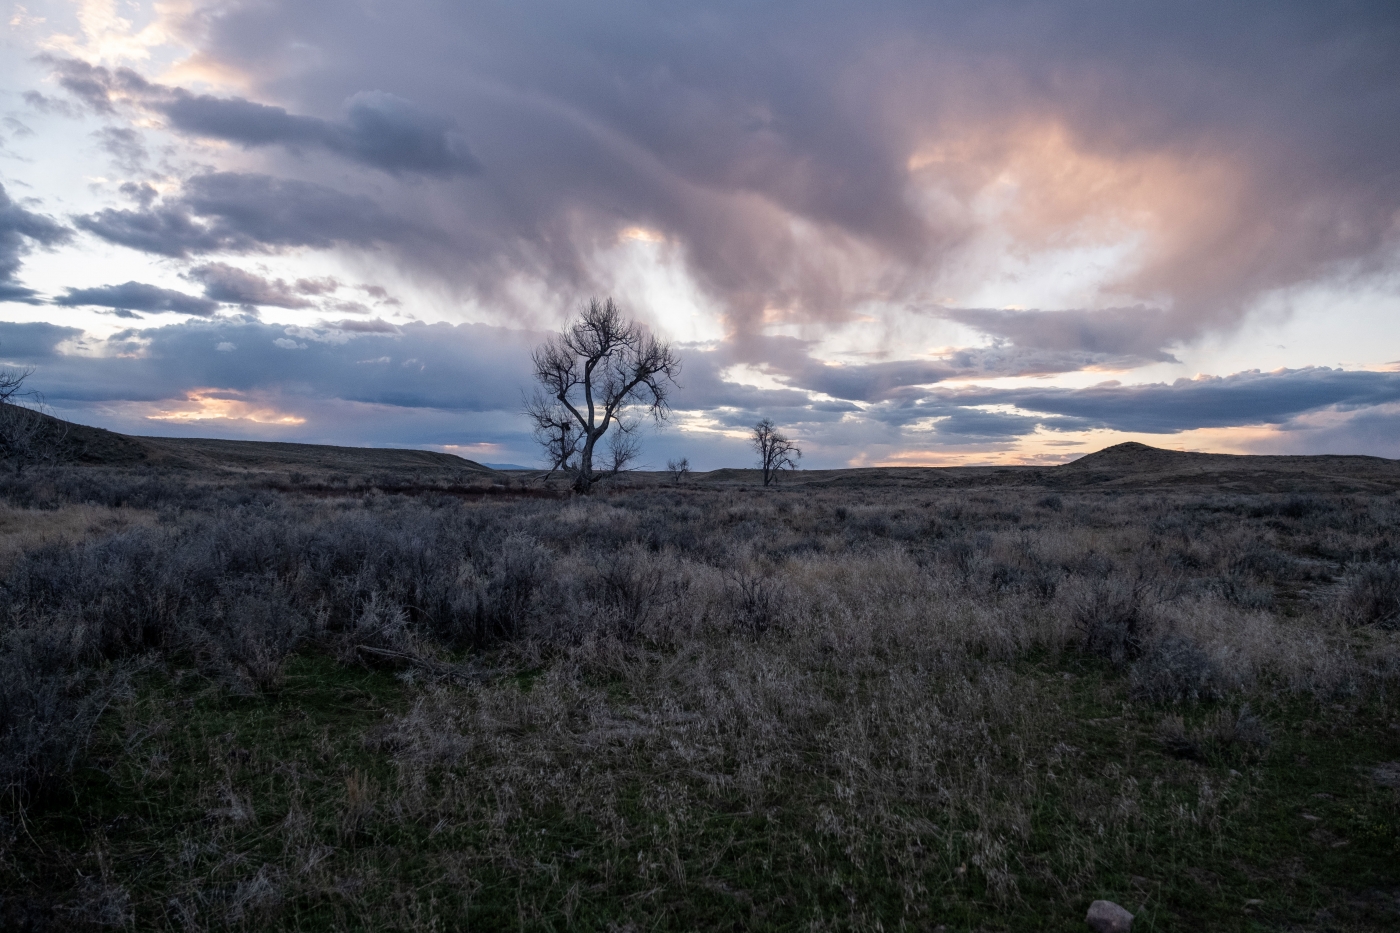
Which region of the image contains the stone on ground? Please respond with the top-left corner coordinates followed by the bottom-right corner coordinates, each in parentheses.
top-left (1086, 899), bottom-right (1134, 932)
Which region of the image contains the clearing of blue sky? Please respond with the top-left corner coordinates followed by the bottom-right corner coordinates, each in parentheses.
top-left (2, 1), bottom-right (1399, 468)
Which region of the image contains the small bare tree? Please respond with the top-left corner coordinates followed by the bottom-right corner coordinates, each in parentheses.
top-left (0, 365), bottom-right (30, 406)
top-left (526, 298), bottom-right (681, 494)
top-left (751, 418), bottom-right (801, 486)
top-left (0, 365), bottom-right (65, 475)
top-left (666, 456), bottom-right (690, 486)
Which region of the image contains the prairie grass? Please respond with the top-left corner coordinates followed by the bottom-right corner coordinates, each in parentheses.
top-left (0, 469), bottom-right (1397, 930)
top-left (0, 502), bottom-right (154, 570)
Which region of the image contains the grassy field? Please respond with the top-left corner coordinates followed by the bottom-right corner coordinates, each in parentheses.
top-left (1, 458), bottom-right (1398, 930)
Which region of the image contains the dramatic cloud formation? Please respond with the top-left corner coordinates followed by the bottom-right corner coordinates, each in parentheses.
top-left (90, 0), bottom-right (1389, 343)
top-left (1, 1), bottom-right (1398, 465)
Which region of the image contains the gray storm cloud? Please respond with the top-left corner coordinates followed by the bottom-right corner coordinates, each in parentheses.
top-left (75, 172), bottom-right (415, 258)
top-left (875, 368), bottom-right (1400, 437)
top-left (0, 317), bottom-right (537, 412)
top-left (109, 0), bottom-right (1396, 345)
top-left (54, 282), bottom-right (219, 316)
top-left (27, 2), bottom-right (1396, 349)
top-left (944, 308), bottom-right (1183, 366)
top-left (0, 183), bottom-right (70, 303)
top-left (186, 264), bottom-right (316, 309)
top-left (45, 58), bottom-right (478, 176)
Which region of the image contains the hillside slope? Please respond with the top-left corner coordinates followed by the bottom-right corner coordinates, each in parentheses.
top-left (1053, 441), bottom-right (1400, 493)
top-left (43, 413), bottom-right (495, 476)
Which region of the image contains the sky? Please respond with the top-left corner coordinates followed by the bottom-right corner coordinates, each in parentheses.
top-left (1, 0), bottom-right (1399, 469)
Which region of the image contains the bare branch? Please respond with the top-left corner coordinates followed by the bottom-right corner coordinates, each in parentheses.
top-left (751, 418), bottom-right (801, 486)
top-left (0, 365), bottom-right (33, 406)
top-left (525, 297), bottom-right (682, 493)
top-left (524, 389), bottom-right (582, 479)
top-left (0, 376), bottom-right (67, 476)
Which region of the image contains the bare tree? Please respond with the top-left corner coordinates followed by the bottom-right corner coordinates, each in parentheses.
top-left (666, 456), bottom-right (690, 486)
top-left (0, 365), bottom-right (30, 406)
top-left (526, 298), bottom-right (681, 494)
top-left (0, 365), bottom-right (65, 475)
top-left (751, 418), bottom-right (801, 486)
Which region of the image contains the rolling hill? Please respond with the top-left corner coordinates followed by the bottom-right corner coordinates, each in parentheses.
top-left (44, 413), bottom-right (497, 477)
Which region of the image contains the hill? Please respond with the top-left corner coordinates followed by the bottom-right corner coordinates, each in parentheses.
top-left (683, 444), bottom-right (1400, 493)
top-left (1052, 441), bottom-right (1400, 493)
top-left (45, 413), bottom-right (496, 477)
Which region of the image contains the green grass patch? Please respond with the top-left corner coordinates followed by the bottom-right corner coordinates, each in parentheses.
top-left (4, 652), bottom-right (1398, 931)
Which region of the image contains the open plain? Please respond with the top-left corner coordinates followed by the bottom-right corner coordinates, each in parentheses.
top-left (1, 435), bottom-right (1398, 931)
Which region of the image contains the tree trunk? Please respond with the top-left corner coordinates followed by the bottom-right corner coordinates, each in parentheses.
top-left (574, 432), bottom-right (599, 493)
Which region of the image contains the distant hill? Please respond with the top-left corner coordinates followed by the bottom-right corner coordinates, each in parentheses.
top-left (683, 443), bottom-right (1400, 493)
top-left (38, 413), bottom-right (496, 477)
top-left (1054, 441), bottom-right (1400, 492)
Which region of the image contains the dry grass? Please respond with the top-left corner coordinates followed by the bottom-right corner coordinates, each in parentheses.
top-left (0, 502), bottom-right (155, 570)
top-left (1, 470), bottom-right (1398, 930)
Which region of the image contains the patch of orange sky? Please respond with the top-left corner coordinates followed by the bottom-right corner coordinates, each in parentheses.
top-left (146, 390), bottom-right (307, 426)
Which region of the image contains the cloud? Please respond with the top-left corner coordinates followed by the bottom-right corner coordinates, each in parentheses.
top-left (54, 282), bottom-right (219, 316)
top-left (921, 368), bottom-right (1400, 435)
top-left (945, 307), bottom-right (1181, 364)
top-left (3, 116), bottom-right (35, 140)
top-left (22, 90), bottom-right (81, 119)
top-left (93, 125), bottom-right (147, 171)
top-left (0, 183), bottom-right (71, 303)
top-left (75, 172), bottom-right (411, 258)
top-left (13, 312), bottom-right (1400, 466)
top-left (327, 318), bottom-right (399, 334)
top-left (0, 321), bottom-right (84, 359)
top-left (709, 332), bottom-right (1182, 405)
top-left (34, 4), bottom-right (1400, 357)
top-left (43, 57), bottom-right (478, 176)
top-left (186, 263), bottom-right (315, 308)
top-left (18, 318), bottom-right (538, 411)
top-left (86, 0), bottom-right (1388, 348)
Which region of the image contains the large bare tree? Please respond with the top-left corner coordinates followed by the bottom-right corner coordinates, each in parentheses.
top-left (751, 418), bottom-right (801, 486)
top-left (526, 298), bottom-right (681, 494)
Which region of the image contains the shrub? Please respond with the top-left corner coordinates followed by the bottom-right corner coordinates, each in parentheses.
top-left (1339, 561), bottom-right (1400, 628)
top-left (1131, 633), bottom-right (1219, 704)
top-left (1217, 569), bottom-right (1274, 609)
top-left (1155, 705), bottom-right (1270, 763)
top-left (0, 628), bottom-right (133, 803)
top-left (724, 570), bottom-right (786, 637)
top-left (1068, 575), bottom-right (1159, 665)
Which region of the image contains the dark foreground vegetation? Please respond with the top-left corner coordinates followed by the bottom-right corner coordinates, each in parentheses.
top-left (1, 464), bottom-right (1398, 930)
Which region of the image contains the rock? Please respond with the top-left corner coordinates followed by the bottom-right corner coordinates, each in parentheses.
top-left (1086, 899), bottom-right (1134, 933)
